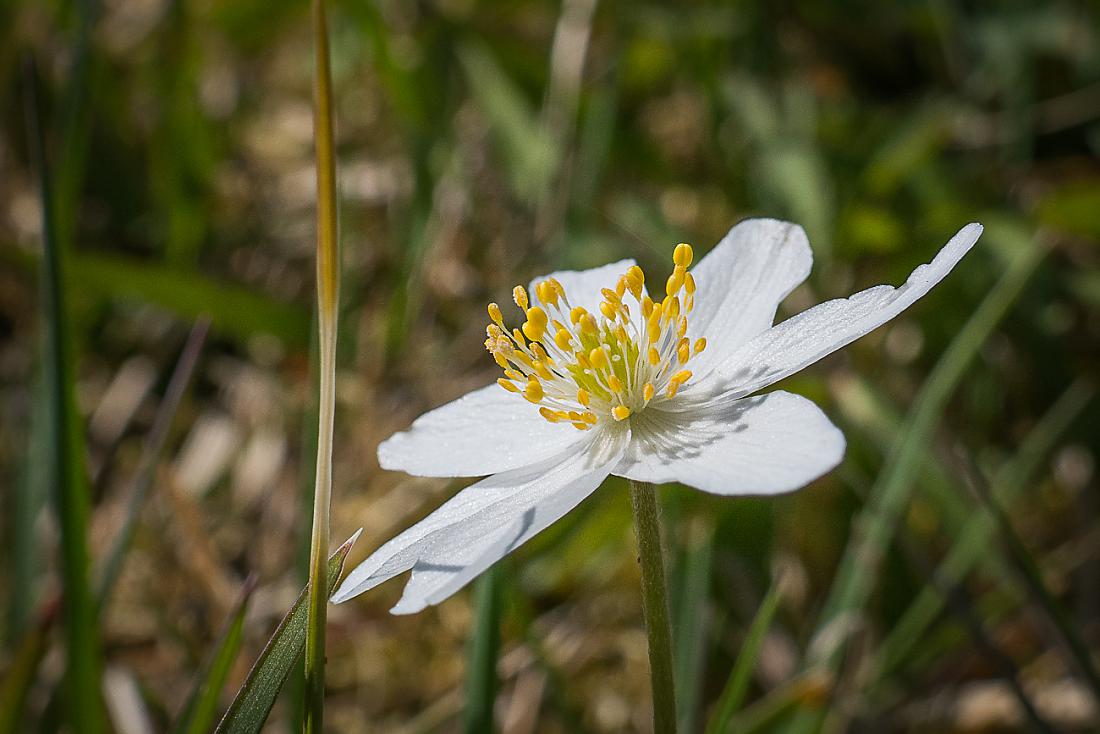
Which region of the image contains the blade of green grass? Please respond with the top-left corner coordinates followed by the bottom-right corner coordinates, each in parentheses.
top-left (0, 600), bottom-right (58, 734)
top-left (721, 673), bottom-right (832, 734)
top-left (304, 0), bottom-right (341, 730)
top-left (457, 42), bottom-right (558, 205)
top-left (672, 521), bottom-right (714, 733)
top-left (890, 521), bottom-right (1056, 731)
top-left (791, 222), bottom-right (1044, 732)
top-left (215, 530), bottom-right (360, 734)
top-left (23, 55), bottom-right (105, 734)
top-left (0, 248), bottom-right (310, 348)
top-left (6, 373), bottom-right (49, 646)
top-left (96, 319), bottom-right (209, 612)
top-left (705, 580), bottom-right (782, 734)
top-left (173, 576), bottom-right (257, 734)
top-left (956, 450), bottom-right (1100, 704)
top-left (463, 563), bottom-right (503, 734)
top-left (873, 378), bottom-right (1094, 680)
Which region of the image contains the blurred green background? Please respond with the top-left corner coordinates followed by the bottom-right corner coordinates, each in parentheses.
top-left (2, 0), bottom-right (1100, 731)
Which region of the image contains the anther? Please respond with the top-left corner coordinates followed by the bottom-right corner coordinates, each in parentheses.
top-left (612, 406), bottom-right (632, 421)
top-left (569, 306), bottom-right (586, 325)
top-left (666, 266), bottom-right (686, 297)
top-left (540, 407), bottom-right (563, 423)
top-left (608, 375), bottom-right (623, 392)
top-left (673, 243), bottom-right (693, 267)
top-left (523, 377), bottom-right (544, 403)
top-left (589, 347), bottom-right (609, 370)
top-left (694, 337), bottom-right (707, 354)
top-left (643, 383), bottom-right (655, 402)
top-left (577, 388), bottom-right (591, 407)
top-left (488, 303), bottom-right (503, 325)
top-left (513, 285), bottom-right (529, 311)
top-left (554, 328), bottom-right (573, 350)
top-left (648, 346), bottom-right (660, 366)
top-left (498, 378), bottom-right (519, 393)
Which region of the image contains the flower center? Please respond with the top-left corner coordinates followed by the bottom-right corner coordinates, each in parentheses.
top-left (484, 243), bottom-right (707, 431)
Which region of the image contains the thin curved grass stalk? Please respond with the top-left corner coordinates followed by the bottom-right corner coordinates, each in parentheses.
top-left (304, 0), bottom-right (340, 730)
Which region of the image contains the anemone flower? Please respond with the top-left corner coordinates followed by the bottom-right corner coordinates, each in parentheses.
top-left (334, 218), bottom-right (982, 614)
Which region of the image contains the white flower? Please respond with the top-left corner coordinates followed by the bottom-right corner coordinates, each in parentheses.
top-left (334, 218), bottom-right (983, 613)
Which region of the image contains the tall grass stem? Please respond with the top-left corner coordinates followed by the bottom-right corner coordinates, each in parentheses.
top-left (304, 0), bottom-right (340, 730)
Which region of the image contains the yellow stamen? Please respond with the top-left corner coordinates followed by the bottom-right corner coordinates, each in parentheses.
top-left (673, 243), bottom-right (693, 267)
top-left (608, 375), bottom-right (623, 392)
top-left (488, 302), bottom-right (503, 325)
top-left (498, 378), bottom-right (519, 393)
top-left (677, 339), bottom-right (690, 364)
top-left (694, 337), bottom-right (707, 354)
top-left (643, 383), bottom-right (655, 402)
top-left (524, 377), bottom-right (544, 403)
top-left (540, 407), bottom-right (564, 423)
top-left (513, 285), bottom-right (529, 311)
top-left (554, 328), bottom-right (573, 350)
top-left (666, 265), bottom-right (685, 297)
top-left (577, 388), bottom-right (591, 407)
top-left (589, 346), bottom-right (609, 370)
top-left (612, 405), bottom-right (632, 421)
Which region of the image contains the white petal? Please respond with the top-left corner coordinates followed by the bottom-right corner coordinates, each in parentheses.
top-left (529, 259), bottom-right (638, 315)
top-left (696, 223), bottom-right (982, 401)
top-left (334, 428), bottom-right (628, 612)
top-left (687, 219), bottom-right (812, 377)
top-left (378, 383), bottom-right (587, 477)
top-left (615, 391), bottom-right (845, 495)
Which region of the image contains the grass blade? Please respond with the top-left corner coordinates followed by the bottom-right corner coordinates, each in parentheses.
top-left (304, 0), bottom-right (341, 731)
top-left (672, 522), bottom-right (714, 733)
top-left (809, 226), bottom-right (1042, 660)
top-left (23, 55), bottom-right (105, 733)
top-left (173, 577), bottom-right (257, 734)
top-left (957, 451), bottom-right (1100, 703)
top-left (215, 530), bottom-right (360, 734)
top-left (0, 601), bottom-right (58, 734)
top-left (463, 563), bottom-right (503, 734)
top-left (705, 580), bottom-right (783, 734)
top-left (96, 319), bottom-right (209, 612)
top-left (873, 378), bottom-right (1094, 679)
top-left (791, 222), bottom-right (1044, 732)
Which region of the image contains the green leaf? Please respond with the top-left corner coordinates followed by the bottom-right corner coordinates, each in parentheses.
top-left (463, 564), bottom-right (503, 734)
top-left (24, 57), bottom-right (105, 733)
top-left (872, 379), bottom-right (1094, 680)
top-left (69, 253), bottom-right (310, 347)
top-left (788, 222), bottom-right (1045, 733)
top-left (458, 42), bottom-right (558, 204)
top-left (705, 581), bottom-right (783, 734)
top-left (173, 578), bottom-right (257, 734)
top-left (214, 530), bottom-right (360, 734)
top-left (0, 604), bottom-right (56, 734)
